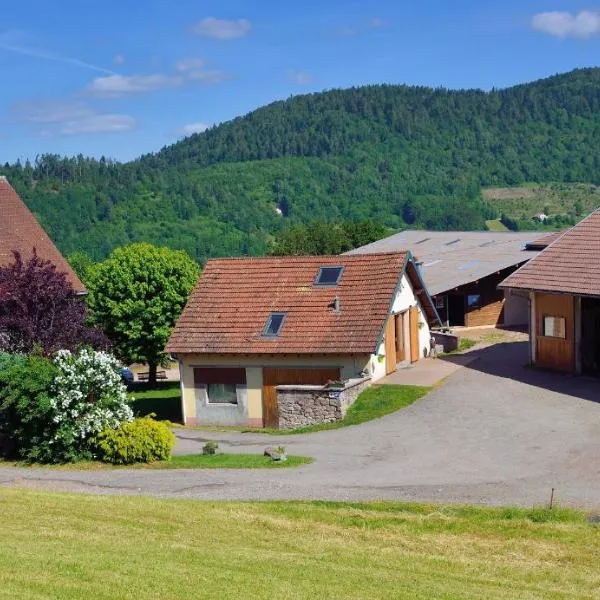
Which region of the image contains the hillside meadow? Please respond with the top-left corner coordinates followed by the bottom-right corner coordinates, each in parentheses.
top-left (1, 489), bottom-right (599, 599)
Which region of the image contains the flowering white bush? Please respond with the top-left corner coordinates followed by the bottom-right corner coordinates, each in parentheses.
top-left (51, 348), bottom-right (133, 447)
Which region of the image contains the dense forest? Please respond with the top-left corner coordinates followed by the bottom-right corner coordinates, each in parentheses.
top-left (2, 68), bottom-right (600, 264)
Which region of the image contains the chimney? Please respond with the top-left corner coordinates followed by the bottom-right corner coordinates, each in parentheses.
top-left (333, 296), bottom-right (341, 313)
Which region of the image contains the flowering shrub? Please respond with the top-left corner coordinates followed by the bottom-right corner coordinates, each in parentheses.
top-left (92, 416), bottom-right (175, 464)
top-left (51, 349), bottom-right (134, 452)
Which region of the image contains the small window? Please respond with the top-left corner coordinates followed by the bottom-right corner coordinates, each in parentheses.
top-left (435, 296), bottom-right (445, 309)
top-left (263, 312), bottom-right (286, 337)
top-left (315, 266), bottom-right (343, 286)
top-left (207, 383), bottom-right (238, 404)
top-left (467, 294), bottom-right (482, 309)
top-left (194, 368), bottom-right (247, 405)
top-left (543, 315), bottom-right (566, 339)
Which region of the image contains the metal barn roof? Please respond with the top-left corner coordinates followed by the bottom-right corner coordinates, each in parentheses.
top-left (347, 230), bottom-right (545, 295)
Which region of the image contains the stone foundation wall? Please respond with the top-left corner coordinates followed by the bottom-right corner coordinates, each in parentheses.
top-left (276, 377), bottom-right (371, 429)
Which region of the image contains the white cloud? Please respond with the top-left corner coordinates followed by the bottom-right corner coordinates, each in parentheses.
top-left (13, 100), bottom-right (93, 124)
top-left (60, 114), bottom-right (136, 135)
top-left (12, 99), bottom-right (136, 136)
top-left (531, 10), bottom-right (600, 39)
top-left (191, 17), bottom-right (251, 39)
top-left (187, 69), bottom-right (230, 84)
top-left (176, 57), bottom-right (205, 72)
top-left (179, 122), bottom-right (209, 136)
top-left (86, 73), bottom-right (183, 96)
top-left (287, 69), bottom-right (313, 85)
top-left (114, 54), bottom-right (125, 65)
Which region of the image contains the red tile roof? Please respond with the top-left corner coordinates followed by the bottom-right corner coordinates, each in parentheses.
top-left (500, 209), bottom-right (600, 297)
top-left (167, 253), bottom-right (438, 355)
top-left (0, 177), bottom-right (85, 293)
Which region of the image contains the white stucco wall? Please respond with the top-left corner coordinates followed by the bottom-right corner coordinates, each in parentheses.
top-left (370, 273), bottom-right (433, 380)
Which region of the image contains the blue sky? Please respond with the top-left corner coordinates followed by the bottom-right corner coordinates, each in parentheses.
top-left (1, 0), bottom-right (599, 163)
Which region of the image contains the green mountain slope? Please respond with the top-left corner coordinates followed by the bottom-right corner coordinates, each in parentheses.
top-left (2, 68), bottom-right (600, 263)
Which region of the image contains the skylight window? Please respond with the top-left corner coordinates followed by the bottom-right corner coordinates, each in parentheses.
top-left (315, 266), bottom-right (344, 286)
top-left (263, 313), bottom-right (286, 337)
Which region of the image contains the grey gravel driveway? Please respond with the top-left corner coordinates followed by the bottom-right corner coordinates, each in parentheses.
top-left (2, 342), bottom-right (600, 507)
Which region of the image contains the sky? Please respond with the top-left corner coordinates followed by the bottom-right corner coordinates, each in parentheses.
top-left (1, 0), bottom-right (599, 163)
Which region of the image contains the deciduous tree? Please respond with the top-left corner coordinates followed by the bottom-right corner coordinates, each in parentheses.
top-left (86, 243), bottom-right (199, 384)
top-left (0, 251), bottom-right (107, 354)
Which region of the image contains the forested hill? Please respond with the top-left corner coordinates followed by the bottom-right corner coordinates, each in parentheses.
top-left (2, 68), bottom-right (600, 263)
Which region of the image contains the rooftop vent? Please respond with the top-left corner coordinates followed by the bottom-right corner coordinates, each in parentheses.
top-left (445, 239), bottom-right (461, 246)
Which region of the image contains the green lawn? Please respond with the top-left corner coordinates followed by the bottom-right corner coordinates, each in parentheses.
top-left (129, 381), bottom-right (182, 422)
top-left (1, 489), bottom-right (599, 599)
top-left (253, 384), bottom-right (430, 434)
top-left (0, 454), bottom-right (312, 470)
top-left (485, 218), bottom-right (509, 231)
top-left (441, 337), bottom-right (478, 356)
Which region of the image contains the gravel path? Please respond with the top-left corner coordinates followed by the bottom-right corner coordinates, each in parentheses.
top-left (2, 342), bottom-right (600, 507)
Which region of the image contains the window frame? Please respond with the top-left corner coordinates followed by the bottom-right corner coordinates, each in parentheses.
top-left (542, 315), bottom-right (567, 339)
top-left (193, 367), bottom-right (247, 406)
top-left (467, 293), bottom-right (482, 309)
top-left (314, 266), bottom-right (344, 286)
top-left (262, 312), bottom-right (287, 337)
top-left (206, 382), bottom-right (239, 405)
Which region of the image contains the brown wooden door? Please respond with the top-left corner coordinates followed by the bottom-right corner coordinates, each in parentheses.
top-left (409, 306), bottom-right (420, 363)
top-left (384, 317), bottom-right (397, 375)
top-left (395, 312), bottom-right (405, 362)
top-left (262, 367), bottom-right (341, 428)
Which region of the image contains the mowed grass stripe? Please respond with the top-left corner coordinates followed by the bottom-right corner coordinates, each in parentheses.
top-left (1, 490), bottom-right (599, 599)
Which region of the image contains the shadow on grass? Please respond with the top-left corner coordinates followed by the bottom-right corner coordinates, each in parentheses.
top-left (128, 382), bottom-right (182, 423)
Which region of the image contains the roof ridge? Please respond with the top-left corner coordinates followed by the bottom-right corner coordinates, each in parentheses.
top-left (205, 251), bottom-right (409, 263)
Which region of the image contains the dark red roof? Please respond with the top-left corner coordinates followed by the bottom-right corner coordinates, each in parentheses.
top-left (500, 209), bottom-right (600, 296)
top-left (0, 177), bottom-right (85, 293)
top-left (167, 253), bottom-right (438, 355)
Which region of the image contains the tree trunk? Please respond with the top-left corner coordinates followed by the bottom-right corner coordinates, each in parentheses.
top-left (148, 362), bottom-right (158, 385)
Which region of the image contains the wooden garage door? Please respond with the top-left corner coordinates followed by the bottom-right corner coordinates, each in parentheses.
top-left (262, 367), bottom-right (341, 428)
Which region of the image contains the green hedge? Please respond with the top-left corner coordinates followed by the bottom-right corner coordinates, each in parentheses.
top-left (93, 417), bottom-right (176, 464)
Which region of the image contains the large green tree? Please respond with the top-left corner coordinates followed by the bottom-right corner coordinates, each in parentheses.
top-left (86, 243), bottom-right (199, 383)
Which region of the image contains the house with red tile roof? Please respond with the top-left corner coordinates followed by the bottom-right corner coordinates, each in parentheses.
top-left (500, 209), bottom-right (600, 375)
top-left (0, 176), bottom-right (84, 293)
top-left (167, 252), bottom-right (439, 428)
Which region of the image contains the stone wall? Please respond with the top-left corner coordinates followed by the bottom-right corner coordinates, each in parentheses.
top-left (276, 377), bottom-right (371, 429)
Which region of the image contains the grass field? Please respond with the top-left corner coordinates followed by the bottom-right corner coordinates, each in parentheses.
top-left (250, 384), bottom-right (430, 434)
top-left (482, 183), bottom-right (600, 219)
top-left (485, 219), bottom-right (509, 232)
top-left (1, 489), bottom-right (599, 599)
top-left (0, 454), bottom-right (312, 470)
top-left (129, 381), bottom-right (181, 422)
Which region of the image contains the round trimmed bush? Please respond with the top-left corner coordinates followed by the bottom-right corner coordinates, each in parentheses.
top-left (93, 417), bottom-right (176, 464)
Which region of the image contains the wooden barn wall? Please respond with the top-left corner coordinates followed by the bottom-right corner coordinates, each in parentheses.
top-left (461, 271), bottom-right (507, 327)
top-left (534, 293), bottom-right (575, 373)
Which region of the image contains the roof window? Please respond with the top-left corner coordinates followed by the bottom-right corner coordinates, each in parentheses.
top-left (315, 266), bottom-right (343, 286)
top-left (263, 313), bottom-right (286, 337)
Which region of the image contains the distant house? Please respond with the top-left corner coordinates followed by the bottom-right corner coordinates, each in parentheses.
top-left (0, 176), bottom-right (85, 293)
top-left (500, 210), bottom-right (600, 375)
top-left (166, 253), bottom-right (439, 428)
top-left (533, 213), bottom-right (548, 222)
top-left (348, 231), bottom-right (546, 328)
